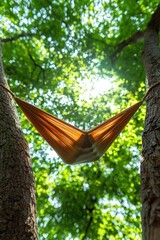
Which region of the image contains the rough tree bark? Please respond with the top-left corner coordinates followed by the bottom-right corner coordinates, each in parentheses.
top-left (0, 44), bottom-right (38, 239)
top-left (141, 7), bottom-right (160, 240)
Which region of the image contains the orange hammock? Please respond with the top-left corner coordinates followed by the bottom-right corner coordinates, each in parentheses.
top-left (0, 82), bottom-right (159, 164)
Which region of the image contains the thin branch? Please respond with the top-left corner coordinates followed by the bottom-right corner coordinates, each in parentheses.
top-left (28, 51), bottom-right (45, 84)
top-left (82, 215), bottom-right (93, 240)
top-left (28, 52), bottom-right (43, 70)
top-left (81, 191), bottom-right (101, 240)
top-left (1, 32), bottom-right (36, 43)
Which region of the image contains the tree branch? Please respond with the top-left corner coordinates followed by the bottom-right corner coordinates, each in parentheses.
top-left (82, 215), bottom-right (93, 240)
top-left (110, 5), bottom-right (160, 63)
top-left (1, 32), bottom-right (36, 43)
top-left (82, 206), bottom-right (94, 240)
top-left (28, 51), bottom-right (45, 85)
top-left (110, 30), bottom-right (145, 62)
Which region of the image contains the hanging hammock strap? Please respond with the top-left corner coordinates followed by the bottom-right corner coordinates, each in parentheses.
top-left (0, 83), bottom-right (15, 98)
top-left (142, 81), bottom-right (160, 101)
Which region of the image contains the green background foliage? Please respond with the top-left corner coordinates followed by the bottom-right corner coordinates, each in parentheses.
top-left (0, 0), bottom-right (159, 239)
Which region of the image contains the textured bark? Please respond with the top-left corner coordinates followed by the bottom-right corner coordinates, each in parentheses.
top-left (141, 7), bottom-right (160, 240)
top-left (0, 45), bottom-right (38, 239)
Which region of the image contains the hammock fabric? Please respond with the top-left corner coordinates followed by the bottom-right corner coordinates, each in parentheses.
top-left (0, 82), bottom-right (159, 164)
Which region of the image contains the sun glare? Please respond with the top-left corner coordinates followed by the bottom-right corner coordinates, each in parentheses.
top-left (78, 76), bottom-right (113, 103)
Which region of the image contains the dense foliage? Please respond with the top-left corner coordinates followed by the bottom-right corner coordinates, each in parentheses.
top-left (0, 1), bottom-right (159, 239)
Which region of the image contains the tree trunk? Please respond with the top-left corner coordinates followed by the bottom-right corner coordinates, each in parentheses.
top-left (0, 44), bottom-right (38, 239)
top-left (141, 7), bottom-right (160, 240)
